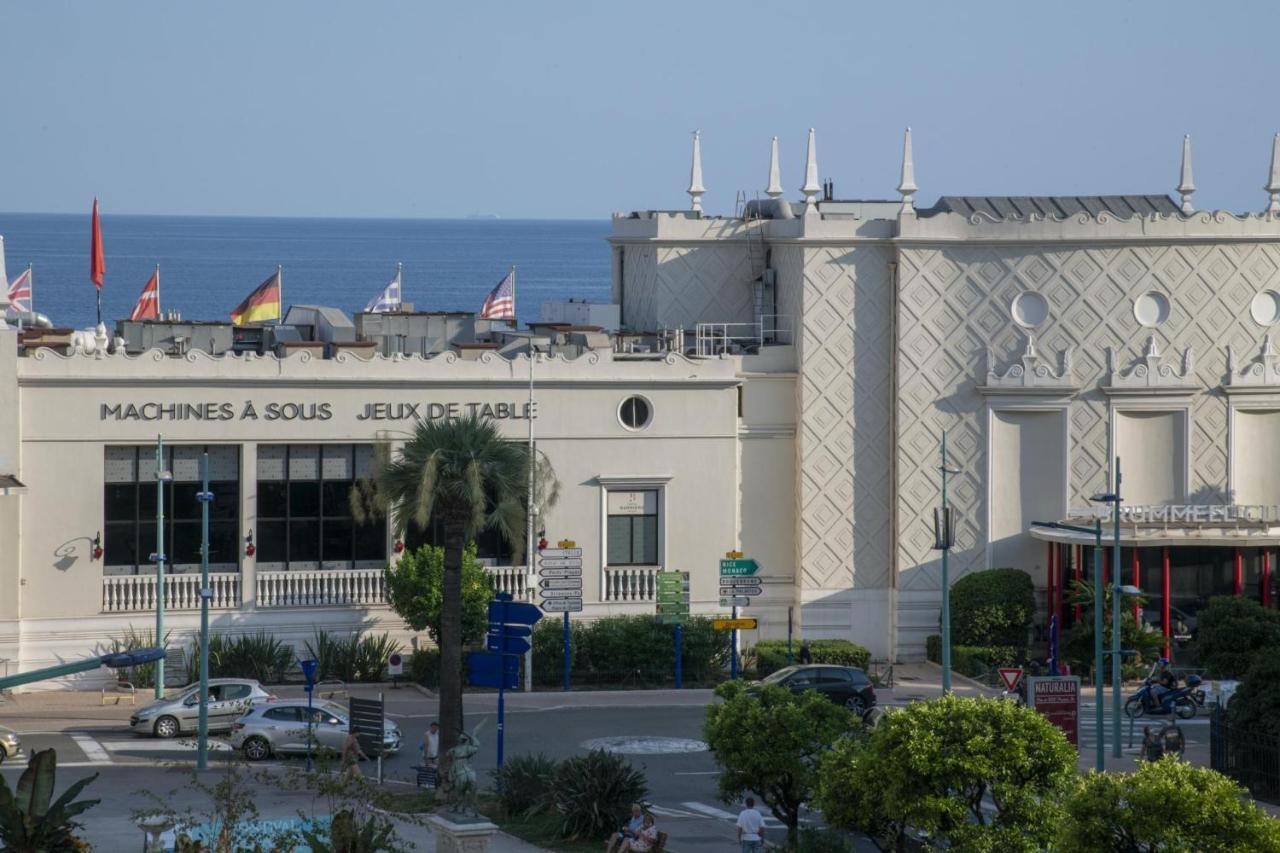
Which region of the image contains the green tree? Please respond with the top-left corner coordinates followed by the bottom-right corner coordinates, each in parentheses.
top-left (1064, 579), bottom-right (1163, 678)
top-left (361, 415), bottom-right (534, 769)
top-left (1194, 596), bottom-right (1280, 679)
top-left (1058, 757), bottom-right (1280, 853)
top-left (949, 568), bottom-right (1036, 647)
top-left (1230, 653), bottom-right (1280, 740)
top-left (384, 544), bottom-right (493, 646)
top-left (704, 681), bottom-right (860, 843)
top-left (815, 695), bottom-right (1075, 852)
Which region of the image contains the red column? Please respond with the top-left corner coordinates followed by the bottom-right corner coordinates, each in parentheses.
top-left (1132, 548), bottom-right (1141, 624)
top-left (1103, 548), bottom-right (1110, 588)
top-left (1234, 548), bottom-right (1243, 597)
top-left (1073, 545), bottom-right (1083, 622)
top-left (1162, 546), bottom-right (1172, 660)
top-left (1265, 551), bottom-right (1273, 609)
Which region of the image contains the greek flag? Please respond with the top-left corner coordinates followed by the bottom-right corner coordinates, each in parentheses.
top-left (365, 264), bottom-right (403, 313)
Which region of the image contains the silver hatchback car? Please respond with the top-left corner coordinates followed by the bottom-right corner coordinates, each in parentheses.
top-left (0, 725), bottom-right (21, 764)
top-left (129, 679), bottom-right (276, 738)
top-left (229, 699), bottom-right (402, 761)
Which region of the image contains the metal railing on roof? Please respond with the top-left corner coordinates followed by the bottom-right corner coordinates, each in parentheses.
top-left (694, 315), bottom-right (792, 357)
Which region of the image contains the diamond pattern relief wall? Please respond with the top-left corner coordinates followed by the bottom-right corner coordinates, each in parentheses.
top-left (785, 244), bottom-right (893, 592)
top-left (622, 244), bottom-right (757, 332)
top-left (895, 242), bottom-right (1280, 605)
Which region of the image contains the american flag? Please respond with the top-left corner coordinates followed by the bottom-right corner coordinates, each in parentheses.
top-left (7, 267), bottom-right (32, 313)
top-left (364, 264), bottom-right (403, 313)
top-left (480, 269), bottom-right (516, 320)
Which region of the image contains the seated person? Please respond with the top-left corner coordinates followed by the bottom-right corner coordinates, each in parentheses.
top-left (627, 814), bottom-right (659, 852)
top-left (606, 803), bottom-right (645, 853)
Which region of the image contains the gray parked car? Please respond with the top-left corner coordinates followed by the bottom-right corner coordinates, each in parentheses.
top-left (229, 699), bottom-right (402, 761)
top-left (0, 725), bottom-right (21, 764)
top-left (129, 679), bottom-right (276, 738)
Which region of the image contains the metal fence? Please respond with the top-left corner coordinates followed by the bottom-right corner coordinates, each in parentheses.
top-left (1209, 709), bottom-right (1280, 804)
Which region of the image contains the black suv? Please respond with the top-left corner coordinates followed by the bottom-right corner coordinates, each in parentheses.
top-left (751, 664), bottom-right (877, 714)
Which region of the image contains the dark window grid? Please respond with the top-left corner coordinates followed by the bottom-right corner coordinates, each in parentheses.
top-left (403, 504), bottom-right (518, 564)
top-left (606, 513), bottom-right (658, 566)
top-left (257, 445), bottom-right (385, 569)
top-left (103, 446), bottom-right (240, 572)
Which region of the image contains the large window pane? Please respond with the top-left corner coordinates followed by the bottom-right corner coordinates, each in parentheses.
top-left (210, 483), bottom-right (239, 521)
top-left (323, 520), bottom-right (353, 562)
top-left (290, 482), bottom-right (320, 519)
top-left (172, 522), bottom-right (202, 566)
top-left (105, 484), bottom-right (136, 523)
top-left (208, 523), bottom-right (238, 566)
top-left (171, 483), bottom-right (202, 520)
top-left (607, 516), bottom-right (632, 565)
top-left (322, 482), bottom-right (353, 519)
top-left (354, 521), bottom-right (385, 561)
top-left (258, 482), bottom-right (287, 519)
top-left (634, 515), bottom-right (658, 564)
top-left (289, 520), bottom-right (320, 563)
top-left (258, 521), bottom-right (287, 564)
top-left (104, 522), bottom-right (137, 567)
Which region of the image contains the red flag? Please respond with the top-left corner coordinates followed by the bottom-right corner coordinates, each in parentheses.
top-left (90, 198), bottom-right (105, 289)
top-left (129, 268), bottom-right (160, 321)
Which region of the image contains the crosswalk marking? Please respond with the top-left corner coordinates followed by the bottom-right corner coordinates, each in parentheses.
top-left (100, 739), bottom-right (233, 752)
top-left (681, 802), bottom-right (739, 820)
top-left (69, 734), bottom-right (111, 764)
top-left (648, 805), bottom-right (702, 818)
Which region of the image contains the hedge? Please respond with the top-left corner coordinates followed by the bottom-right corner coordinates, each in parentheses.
top-left (530, 615), bottom-right (728, 687)
top-left (948, 568), bottom-right (1036, 648)
top-left (926, 634), bottom-right (1026, 678)
top-left (1194, 596), bottom-right (1280, 679)
top-left (750, 639), bottom-right (871, 677)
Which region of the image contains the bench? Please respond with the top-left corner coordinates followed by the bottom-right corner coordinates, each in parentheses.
top-left (413, 763), bottom-right (438, 788)
top-left (101, 680), bottom-right (136, 705)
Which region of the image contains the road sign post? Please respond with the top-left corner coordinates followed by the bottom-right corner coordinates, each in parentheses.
top-left (479, 593), bottom-right (543, 768)
top-left (349, 694), bottom-right (386, 783)
top-left (300, 658), bottom-right (319, 771)
top-left (539, 540), bottom-right (582, 691)
top-left (674, 622), bottom-right (682, 689)
top-left (655, 570), bottom-right (690, 686)
top-left (720, 553), bottom-right (759, 680)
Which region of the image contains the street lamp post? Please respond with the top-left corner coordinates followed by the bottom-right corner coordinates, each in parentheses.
top-left (933, 431), bottom-right (961, 693)
top-left (195, 453), bottom-right (215, 770)
top-left (152, 436), bottom-right (172, 699)
top-left (1111, 457), bottom-right (1124, 759)
top-left (1034, 517), bottom-right (1106, 772)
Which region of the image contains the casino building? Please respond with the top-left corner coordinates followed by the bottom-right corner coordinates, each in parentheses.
top-left (4, 127), bottom-right (1280, 686)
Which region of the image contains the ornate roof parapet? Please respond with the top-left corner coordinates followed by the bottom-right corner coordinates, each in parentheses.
top-left (766, 137), bottom-right (784, 200)
top-left (687, 130), bottom-right (706, 214)
top-left (977, 334), bottom-right (1077, 394)
top-left (1178, 135), bottom-right (1196, 215)
top-left (1104, 336), bottom-right (1197, 393)
top-left (897, 127), bottom-right (918, 219)
top-left (1225, 335), bottom-right (1280, 390)
top-left (1266, 133), bottom-right (1280, 216)
top-left (801, 128), bottom-right (820, 214)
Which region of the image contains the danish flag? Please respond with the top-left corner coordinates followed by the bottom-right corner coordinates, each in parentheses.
top-left (130, 267), bottom-right (160, 321)
top-left (7, 267), bottom-right (32, 313)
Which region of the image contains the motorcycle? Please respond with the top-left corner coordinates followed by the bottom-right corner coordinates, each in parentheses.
top-left (1124, 672), bottom-right (1205, 719)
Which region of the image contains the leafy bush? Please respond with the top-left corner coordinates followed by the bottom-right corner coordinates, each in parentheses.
top-left (531, 615), bottom-right (727, 686)
top-left (705, 681), bottom-right (862, 841)
top-left (751, 639), bottom-right (871, 678)
top-left (1230, 654), bottom-right (1280, 741)
top-left (353, 633), bottom-right (403, 683)
top-left (815, 694), bottom-right (1075, 851)
top-left (1194, 596), bottom-right (1280, 679)
top-left (1057, 756), bottom-right (1280, 852)
top-left (925, 634), bottom-right (1025, 677)
top-left (409, 648), bottom-right (440, 689)
top-left (949, 568), bottom-right (1036, 648)
top-left (189, 631), bottom-right (294, 683)
top-left (383, 544), bottom-right (493, 646)
top-left (305, 629), bottom-right (355, 683)
top-left (1062, 580), bottom-right (1164, 678)
top-left (0, 749), bottom-right (99, 852)
top-left (490, 753), bottom-right (557, 816)
top-left (549, 750), bottom-right (647, 840)
top-left (109, 626), bottom-right (171, 689)
top-left (796, 827), bottom-right (856, 853)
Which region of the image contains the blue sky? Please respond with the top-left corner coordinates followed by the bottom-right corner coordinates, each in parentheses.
top-left (3, 1), bottom-right (1278, 219)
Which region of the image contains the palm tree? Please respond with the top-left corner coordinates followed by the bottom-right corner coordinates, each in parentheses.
top-left (370, 414), bottom-right (531, 769)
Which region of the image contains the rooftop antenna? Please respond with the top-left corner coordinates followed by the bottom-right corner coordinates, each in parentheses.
top-left (898, 126), bottom-right (918, 218)
top-left (766, 137), bottom-right (784, 200)
top-left (688, 130), bottom-right (705, 214)
top-left (1266, 133), bottom-right (1280, 215)
top-left (801, 128), bottom-right (820, 213)
top-left (1178, 134), bottom-right (1195, 214)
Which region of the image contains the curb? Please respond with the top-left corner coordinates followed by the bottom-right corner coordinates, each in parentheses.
top-left (921, 661), bottom-right (1001, 695)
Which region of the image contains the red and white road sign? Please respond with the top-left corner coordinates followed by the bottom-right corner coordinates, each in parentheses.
top-left (998, 668), bottom-right (1023, 691)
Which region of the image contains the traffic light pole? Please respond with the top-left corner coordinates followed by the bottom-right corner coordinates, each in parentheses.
top-left (196, 453), bottom-right (214, 771)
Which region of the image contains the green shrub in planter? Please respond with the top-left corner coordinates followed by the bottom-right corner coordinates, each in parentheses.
top-left (409, 648), bottom-right (440, 689)
top-left (353, 633), bottom-right (403, 683)
top-left (531, 615), bottom-right (726, 686)
top-left (491, 752), bottom-right (558, 816)
top-left (948, 568), bottom-right (1035, 648)
top-left (550, 749), bottom-right (647, 840)
top-left (751, 639), bottom-right (871, 677)
top-left (925, 635), bottom-right (1024, 678)
top-left (190, 631), bottom-right (294, 683)
top-left (1194, 596), bottom-right (1280, 679)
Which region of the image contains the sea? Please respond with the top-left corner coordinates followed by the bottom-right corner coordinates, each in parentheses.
top-left (0, 213), bottom-right (612, 330)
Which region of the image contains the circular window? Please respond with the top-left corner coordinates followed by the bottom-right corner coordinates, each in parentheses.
top-left (1133, 291), bottom-right (1171, 328)
top-left (1010, 291), bottom-right (1049, 328)
top-left (618, 396), bottom-right (652, 430)
top-left (1251, 290), bottom-right (1280, 326)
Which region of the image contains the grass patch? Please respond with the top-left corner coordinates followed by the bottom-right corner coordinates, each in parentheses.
top-left (476, 796), bottom-right (602, 853)
top-left (372, 787), bottom-right (436, 815)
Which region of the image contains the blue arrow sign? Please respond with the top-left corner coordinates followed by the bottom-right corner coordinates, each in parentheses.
top-left (487, 635), bottom-right (532, 655)
top-left (300, 658), bottom-right (320, 692)
top-left (488, 600), bottom-right (544, 627)
top-left (487, 623), bottom-right (533, 638)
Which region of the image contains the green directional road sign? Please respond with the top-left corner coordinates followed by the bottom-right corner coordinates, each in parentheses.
top-left (719, 558), bottom-right (759, 576)
top-left (656, 571), bottom-right (690, 625)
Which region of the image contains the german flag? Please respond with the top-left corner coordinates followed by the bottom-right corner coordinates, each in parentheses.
top-left (231, 268), bottom-right (282, 326)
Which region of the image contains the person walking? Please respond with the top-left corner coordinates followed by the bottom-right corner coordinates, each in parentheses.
top-left (736, 797), bottom-right (765, 853)
top-left (798, 642), bottom-right (812, 665)
top-left (422, 721), bottom-right (440, 765)
top-left (341, 727), bottom-right (369, 782)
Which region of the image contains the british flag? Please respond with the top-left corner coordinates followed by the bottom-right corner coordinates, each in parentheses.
top-left (480, 269), bottom-right (516, 320)
top-left (7, 267), bottom-right (32, 313)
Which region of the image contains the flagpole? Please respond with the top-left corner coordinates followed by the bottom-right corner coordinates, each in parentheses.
top-left (155, 264), bottom-right (161, 319)
top-left (524, 336), bottom-right (536, 693)
top-left (511, 265), bottom-right (517, 329)
top-left (27, 264), bottom-right (33, 317)
top-left (277, 265), bottom-right (283, 322)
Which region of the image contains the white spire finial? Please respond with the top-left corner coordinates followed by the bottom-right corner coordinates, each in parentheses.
top-left (898, 126), bottom-right (918, 217)
top-left (687, 130), bottom-right (705, 213)
top-left (766, 136), bottom-right (783, 199)
top-left (1178, 134), bottom-right (1195, 214)
top-left (801, 128), bottom-right (820, 209)
top-left (1266, 133), bottom-right (1280, 215)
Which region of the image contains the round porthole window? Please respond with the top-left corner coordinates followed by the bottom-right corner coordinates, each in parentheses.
top-left (1251, 290), bottom-right (1280, 326)
top-left (1011, 291), bottom-right (1049, 328)
top-left (1133, 291), bottom-right (1171, 328)
top-left (619, 396), bottom-right (652, 430)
